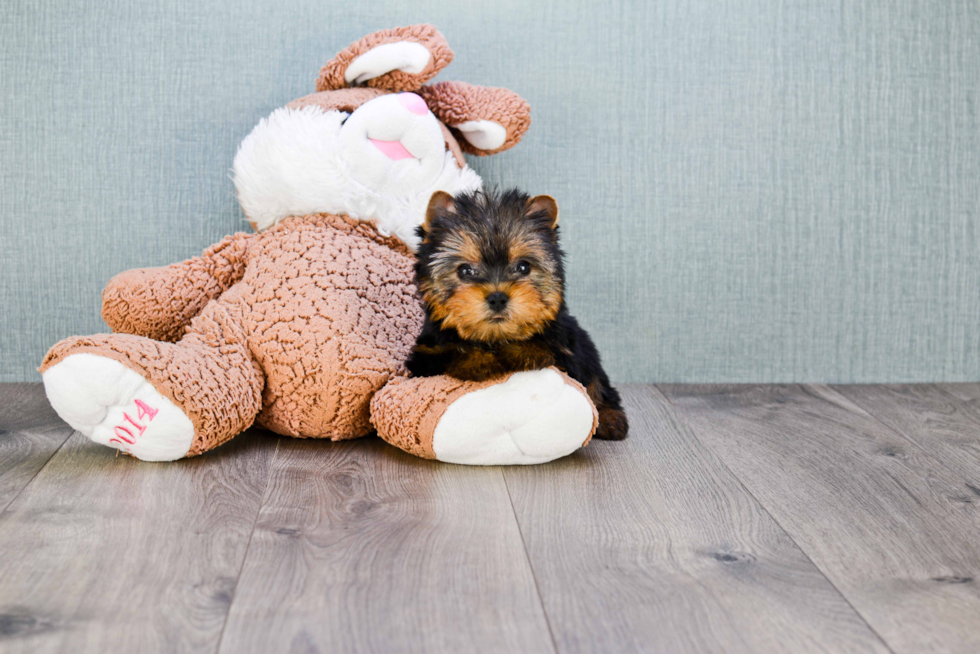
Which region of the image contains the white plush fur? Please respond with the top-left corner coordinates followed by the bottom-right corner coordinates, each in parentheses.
top-left (233, 95), bottom-right (481, 250)
top-left (345, 42), bottom-right (432, 84)
top-left (43, 354), bottom-right (195, 462)
top-left (431, 368), bottom-right (594, 465)
top-left (454, 119), bottom-right (508, 151)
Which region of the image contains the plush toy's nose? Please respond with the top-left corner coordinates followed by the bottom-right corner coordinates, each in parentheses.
top-left (399, 92), bottom-right (429, 115)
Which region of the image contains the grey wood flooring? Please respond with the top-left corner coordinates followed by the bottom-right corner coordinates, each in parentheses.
top-left (1, 383), bottom-right (978, 654)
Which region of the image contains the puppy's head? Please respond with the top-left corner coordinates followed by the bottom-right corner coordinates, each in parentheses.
top-left (415, 189), bottom-right (564, 342)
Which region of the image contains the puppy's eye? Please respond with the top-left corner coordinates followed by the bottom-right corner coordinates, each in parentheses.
top-left (457, 264), bottom-right (475, 280)
top-left (515, 261), bottom-right (531, 276)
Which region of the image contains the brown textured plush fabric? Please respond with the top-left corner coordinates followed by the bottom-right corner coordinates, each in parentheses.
top-left (42, 301), bottom-right (263, 456)
top-left (370, 374), bottom-right (500, 459)
top-left (437, 122), bottom-right (466, 168)
top-left (101, 233), bottom-right (250, 342)
top-left (418, 81), bottom-right (532, 155)
top-left (244, 214), bottom-right (421, 439)
top-left (42, 213), bottom-right (426, 454)
top-left (371, 367), bottom-right (599, 460)
top-left (286, 87), bottom-right (388, 114)
top-left (316, 24), bottom-right (453, 93)
top-left (561, 371), bottom-right (599, 446)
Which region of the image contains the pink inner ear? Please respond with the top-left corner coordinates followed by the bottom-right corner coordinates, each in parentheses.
top-left (369, 138), bottom-right (416, 161)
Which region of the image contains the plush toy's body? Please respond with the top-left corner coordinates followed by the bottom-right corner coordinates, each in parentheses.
top-left (41, 25), bottom-right (597, 464)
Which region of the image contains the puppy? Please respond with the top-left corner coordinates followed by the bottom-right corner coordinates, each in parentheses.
top-left (405, 188), bottom-right (629, 440)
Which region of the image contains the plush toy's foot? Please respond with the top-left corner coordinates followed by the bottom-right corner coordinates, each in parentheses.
top-left (40, 301), bottom-right (263, 460)
top-left (371, 367), bottom-right (598, 465)
top-left (42, 353), bottom-right (195, 461)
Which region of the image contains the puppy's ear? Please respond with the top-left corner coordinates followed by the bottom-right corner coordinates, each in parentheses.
top-left (527, 195), bottom-right (559, 229)
top-left (424, 191), bottom-right (455, 233)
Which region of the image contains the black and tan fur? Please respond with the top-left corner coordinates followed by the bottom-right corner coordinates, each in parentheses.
top-left (406, 188), bottom-right (629, 440)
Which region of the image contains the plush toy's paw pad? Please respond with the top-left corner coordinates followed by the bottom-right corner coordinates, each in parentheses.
top-left (42, 353), bottom-right (194, 461)
top-left (432, 368), bottom-right (594, 465)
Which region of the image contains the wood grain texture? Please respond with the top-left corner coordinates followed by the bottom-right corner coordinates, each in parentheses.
top-left (4, 383), bottom-right (980, 652)
top-left (0, 384), bottom-right (73, 513)
top-left (835, 384), bottom-right (980, 501)
top-left (660, 383), bottom-right (980, 654)
top-left (218, 437), bottom-right (554, 654)
top-left (934, 383), bottom-right (980, 407)
top-left (0, 427), bottom-right (277, 654)
top-left (502, 385), bottom-right (889, 654)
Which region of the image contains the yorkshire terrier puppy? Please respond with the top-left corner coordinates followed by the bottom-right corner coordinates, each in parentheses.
top-left (406, 188), bottom-right (629, 440)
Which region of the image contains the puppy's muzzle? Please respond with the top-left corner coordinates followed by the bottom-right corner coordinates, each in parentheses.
top-left (486, 292), bottom-right (509, 314)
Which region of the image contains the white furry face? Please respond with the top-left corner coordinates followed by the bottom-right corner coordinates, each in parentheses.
top-left (232, 93), bottom-right (482, 250)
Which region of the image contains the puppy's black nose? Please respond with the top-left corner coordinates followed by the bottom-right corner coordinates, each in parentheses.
top-left (486, 292), bottom-right (509, 313)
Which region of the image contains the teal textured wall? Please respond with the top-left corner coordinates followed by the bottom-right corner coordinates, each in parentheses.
top-left (2, 0), bottom-right (978, 382)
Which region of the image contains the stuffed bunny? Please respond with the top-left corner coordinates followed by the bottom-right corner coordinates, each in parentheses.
top-left (40, 25), bottom-right (597, 464)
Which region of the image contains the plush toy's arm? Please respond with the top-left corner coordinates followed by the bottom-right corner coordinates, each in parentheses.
top-left (371, 368), bottom-right (597, 465)
top-left (101, 232), bottom-right (253, 342)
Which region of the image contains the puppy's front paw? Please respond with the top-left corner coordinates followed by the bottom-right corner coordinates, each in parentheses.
top-left (594, 407), bottom-right (629, 440)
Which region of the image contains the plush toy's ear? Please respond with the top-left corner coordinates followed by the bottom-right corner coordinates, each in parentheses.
top-left (418, 81), bottom-right (531, 156)
top-left (316, 24), bottom-right (454, 93)
top-left (423, 191), bottom-right (455, 233)
top-left (527, 195), bottom-right (559, 229)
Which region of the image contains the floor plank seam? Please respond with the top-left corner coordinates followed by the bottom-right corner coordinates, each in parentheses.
top-left (830, 386), bottom-right (914, 443)
top-left (651, 384), bottom-right (901, 654)
top-left (0, 427), bottom-right (74, 519)
top-left (820, 384), bottom-right (974, 481)
top-left (500, 468), bottom-right (560, 654)
top-left (928, 383), bottom-right (979, 409)
top-left (213, 437), bottom-right (282, 654)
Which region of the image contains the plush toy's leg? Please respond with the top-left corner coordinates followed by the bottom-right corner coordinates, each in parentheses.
top-left (40, 300), bottom-right (263, 461)
top-left (370, 367), bottom-right (598, 465)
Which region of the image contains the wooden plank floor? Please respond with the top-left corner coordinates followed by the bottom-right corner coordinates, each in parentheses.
top-left (0, 383), bottom-right (978, 653)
